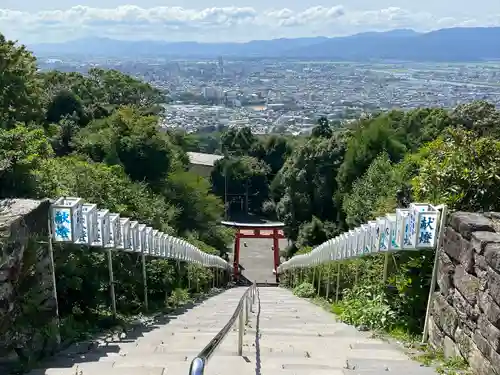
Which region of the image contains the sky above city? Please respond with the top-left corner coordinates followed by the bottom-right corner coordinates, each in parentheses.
top-left (1, 0), bottom-right (499, 44)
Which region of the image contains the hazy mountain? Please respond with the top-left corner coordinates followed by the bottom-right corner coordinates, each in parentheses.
top-left (285, 27), bottom-right (500, 61)
top-left (31, 36), bottom-right (329, 59)
top-left (30, 27), bottom-right (500, 61)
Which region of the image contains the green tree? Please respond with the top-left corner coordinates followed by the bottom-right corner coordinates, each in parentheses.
top-left (397, 107), bottom-right (452, 150)
top-left (211, 156), bottom-right (271, 214)
top-left (220, 127), bottom-right (258, 156)
top-left (337, 113), bottom-right (406, 195)
top-left (0, 34), bottom-right (43, 128)
top-left (74, 107), bottom-right (181, 189)
top-left (45, 116), bottom-right (80, 156)
top-left (413, 127), bottom-right (500, 211)
top-left (311, 116), bottom-right (333, 138)
top-left (342, 153), bottom-right (399, 228)
top-left (88, 68), bottom-right (165, 114)
top-left (163, 171), bottom-right (223, 234)
top-left (31, 155), bottom-right (177, 231)
top-left (450, 100), bottom-right (500, 138)
top-left (0, 125), bottom-right (53, 198)
top-left (276, 135), bottom-right (345, 239)
top-left (46, 89), bottom-right (86, 126)
top-left (296, 216), bottom-right (339, 249)
top-left (40, 68), bottom-right (166, 121)
top-left (259, 135), bottom-right (291, 176)
top-left (163, 171), bottom-right (231, 253)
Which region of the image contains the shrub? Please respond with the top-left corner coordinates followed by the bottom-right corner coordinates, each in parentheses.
top-left (334, 285), bottom-right (397, 331)
top-left (167, 288), bottom-right (191, 308)
top-left (293, 282), bottom-right (316, 298)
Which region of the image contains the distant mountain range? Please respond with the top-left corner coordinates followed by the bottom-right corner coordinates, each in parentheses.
top-left (30, 27), bottom-right (500, 62)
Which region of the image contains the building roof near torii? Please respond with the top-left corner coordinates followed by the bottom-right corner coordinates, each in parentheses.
top-left (187, 152), bottom-right (224, 167)
top-left (221, 221), bottom-right (285, 228)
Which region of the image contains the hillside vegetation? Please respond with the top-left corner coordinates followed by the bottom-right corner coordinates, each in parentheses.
top-left (197, 99), bottom-right (500, 338)
top-left (3, 32), bottom-right (500, 365)
top-left (0, 34), bottom-right (233, 368)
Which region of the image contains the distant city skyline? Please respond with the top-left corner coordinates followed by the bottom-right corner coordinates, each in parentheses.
top-left (1, 1), bottom-right (499, 44)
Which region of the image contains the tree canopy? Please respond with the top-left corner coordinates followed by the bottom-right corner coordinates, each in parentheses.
top-left (0, 34), bottom-right (229, 254)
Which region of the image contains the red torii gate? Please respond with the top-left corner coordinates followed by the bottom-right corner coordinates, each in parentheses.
top-left (221, 221), bottom-right (286, 283)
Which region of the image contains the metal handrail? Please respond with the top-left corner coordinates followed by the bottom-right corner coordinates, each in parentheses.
top-left (188, 284), bottom-right (256, 375)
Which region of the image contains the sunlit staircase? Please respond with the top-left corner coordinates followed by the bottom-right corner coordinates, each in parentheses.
top-left (236, 236), bottom-right (288, 284)
top-left (29, 288), bottom-right (249, 375)
top-left (32, 286), bottom-right (439, 375)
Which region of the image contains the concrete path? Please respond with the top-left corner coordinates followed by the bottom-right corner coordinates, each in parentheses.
top-left (30, 287), bottom-right (437, 375)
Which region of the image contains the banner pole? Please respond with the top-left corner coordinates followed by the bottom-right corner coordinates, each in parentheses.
top-left (422, 205), bottom-right (447, 344)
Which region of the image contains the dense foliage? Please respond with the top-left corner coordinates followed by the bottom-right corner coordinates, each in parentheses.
top-left (0, 35), bottom-right (232, 366)
top-left (192, 89), bottom-right (500, 337)
top-left (273, 105), bottom-right (500, 337)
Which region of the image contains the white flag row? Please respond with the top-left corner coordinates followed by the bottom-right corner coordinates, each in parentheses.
top-left (278, 203), bottom-right (441, 272)
top-left (50, 197), bottom-right (230, 270)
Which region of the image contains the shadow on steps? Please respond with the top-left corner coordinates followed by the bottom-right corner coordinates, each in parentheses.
top-left (21, 286), bottom-right (234, 375)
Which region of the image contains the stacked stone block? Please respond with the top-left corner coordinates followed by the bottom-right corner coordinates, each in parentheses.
top-left (429, 212), bottom-right (500, 375)
top-left (0, 199), bottom-right (57, 367)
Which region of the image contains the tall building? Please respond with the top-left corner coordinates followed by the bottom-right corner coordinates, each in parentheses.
top-left (217, 56), bottom-right (224, 75)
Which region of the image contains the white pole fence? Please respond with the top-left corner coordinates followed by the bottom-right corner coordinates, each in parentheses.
top-left (277, 202), bottom-right (447, 343)
top-left (48, 197), bottom-right (232, 324)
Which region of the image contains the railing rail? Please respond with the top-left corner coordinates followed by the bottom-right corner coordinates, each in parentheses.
top-left (189, 284), bottom-right (256, 375)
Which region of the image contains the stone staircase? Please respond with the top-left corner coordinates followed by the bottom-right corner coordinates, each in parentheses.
top-left (253, 287), bottom-right (437, 375)
top-left (29, 288), bottom-right (250, 375)
top-left (31, 286), bottom-right (438, 375)
top-left (236, 236), bottom-right (288, 284)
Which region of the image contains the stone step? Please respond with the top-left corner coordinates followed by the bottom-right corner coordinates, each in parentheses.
top-left (28, 285), bottom-right (438, 375)
top-left (29, 365), bottom-right (166, 375)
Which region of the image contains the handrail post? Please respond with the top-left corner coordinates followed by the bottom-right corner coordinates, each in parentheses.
top-left (188, 284), bottom-right (255, 374)
top-left (245, 295), bottom-right (250, 324)
top-left (249, 289), bottom-right (254, 313)
top-left (238, 304), bottom-right (244, 356)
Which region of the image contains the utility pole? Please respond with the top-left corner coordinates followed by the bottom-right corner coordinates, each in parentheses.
top-left (224, 165), bottom-right (228, 220)
top-left (245, 182), bottom-right (249, 214)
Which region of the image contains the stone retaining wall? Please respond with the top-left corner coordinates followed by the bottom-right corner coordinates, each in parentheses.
top-left (0, 199), bottom-right (58, 366)
top-left (429, 212), bottom-right (500, 375)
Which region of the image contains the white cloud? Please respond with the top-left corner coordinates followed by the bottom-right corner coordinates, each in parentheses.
top-left (0, 5), bottom-right (497, 43)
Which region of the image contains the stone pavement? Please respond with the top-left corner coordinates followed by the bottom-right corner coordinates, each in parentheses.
top-left (235, 235), bottom-right (288, 284)
top-left (30, 286), bottom-right (438, 375)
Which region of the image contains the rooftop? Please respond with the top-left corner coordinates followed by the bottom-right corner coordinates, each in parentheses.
top-left (187, 152), bottom-right (224, 167)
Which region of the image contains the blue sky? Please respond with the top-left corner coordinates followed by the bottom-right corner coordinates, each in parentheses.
top-left (1, 0), bottom-right (499, 43)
